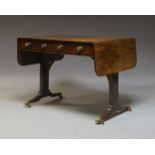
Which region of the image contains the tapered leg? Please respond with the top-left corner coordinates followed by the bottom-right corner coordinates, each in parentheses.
top-left (25, 57), bottom-right (63, 107)
top-left (95, 73), bottom-right (131, 124)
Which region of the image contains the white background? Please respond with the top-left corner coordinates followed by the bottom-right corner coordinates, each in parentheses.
top-left (0, 0), bottom-right (155, 155)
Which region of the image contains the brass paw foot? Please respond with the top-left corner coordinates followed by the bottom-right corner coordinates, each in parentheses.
top-left (95, 116), bottom-right (104, 125)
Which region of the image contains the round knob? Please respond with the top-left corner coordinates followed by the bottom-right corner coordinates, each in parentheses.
top-left (77, 46), bottom-right (83, 52)
top-left (25, 42), bottom-right (31, 47)
top-left (41, 43), bottom-right (47, 49)
top-left (57, 44), bottom-right (64, 50)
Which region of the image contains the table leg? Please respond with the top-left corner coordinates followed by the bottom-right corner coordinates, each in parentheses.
top-left (25, 58), bottom-right (63, 107)
top-left (95, 73), bottom-right (131, 124)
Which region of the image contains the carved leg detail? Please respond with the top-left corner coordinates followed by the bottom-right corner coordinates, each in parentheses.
top-left (25, 55), bottom-right (63, 107)
top-left (48, 91), bottom-right (63, 99)
top-left (24, 92), bottom-right (43, 107)
top-left (95, 73), bottom-right (131, 124)
top-left (24, 91), bottom-right (63, 107)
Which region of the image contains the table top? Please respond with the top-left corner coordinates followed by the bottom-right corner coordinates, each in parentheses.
top-left (18, 35), bottom-right (137, 76)
top-left (20, 35), bottom-right (134, 44)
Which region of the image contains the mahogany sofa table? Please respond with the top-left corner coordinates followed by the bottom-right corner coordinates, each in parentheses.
top-left (17, 35), bottom-right (137, 124)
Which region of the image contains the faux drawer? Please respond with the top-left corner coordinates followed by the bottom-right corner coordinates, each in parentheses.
top-left (18, 39), bottom-right (94, 56)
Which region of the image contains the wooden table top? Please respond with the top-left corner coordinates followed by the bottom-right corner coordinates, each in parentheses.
top-left (18, 35), bottom-right (137, 76)
top-left (20, 35), bottom-right (134, 44)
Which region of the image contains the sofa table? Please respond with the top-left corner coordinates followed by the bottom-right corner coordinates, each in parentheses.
top-left (17, 35), bottom-right (137, 124)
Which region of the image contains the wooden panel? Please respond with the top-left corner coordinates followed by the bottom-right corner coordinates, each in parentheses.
top-left (94, 38), bottom-right (137, 76)
top-left (17, 51), bottom-right (42, 65)
top-left (18, 39), bottom-right (94, 56)
top-left (18, 36), bottom-right (137, 76)
top-left (18, 50), bottom-right (64, 66)
top-left (31, 35), bottom-right (117, 43)
top-left (52, 42), bottom-right (94, 55)
top-left (18, 39), bottom-right (52, 52)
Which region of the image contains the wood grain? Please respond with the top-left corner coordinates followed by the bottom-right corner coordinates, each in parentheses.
top-left (18, 35), bottom-right (137, 76)
top-left (94, 38), bottom-right (137, 76)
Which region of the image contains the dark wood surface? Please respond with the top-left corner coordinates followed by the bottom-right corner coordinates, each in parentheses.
top-left (18, 38), bottom-right (94, 56)
top-left (94, 38), bottom-right (137, 75)
top-left (18, 35), bottom-right (137, 76)
top-left (17, 35), bottom-right (137, 124)
top-left (20, 35), bottom-right (121, 43)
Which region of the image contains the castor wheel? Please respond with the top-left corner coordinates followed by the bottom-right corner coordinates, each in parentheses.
top-left (126, 106), bottom-right (132, 111)
top-left (95, 116), bottom-right (104, 125)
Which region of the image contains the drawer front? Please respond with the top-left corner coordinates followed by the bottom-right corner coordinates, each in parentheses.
top-left (52, 42), bottom-right (94, 56)
top-left (18, 40), bottom-right (51, 51)
top-left (18, 40), bottom-right (94, 56)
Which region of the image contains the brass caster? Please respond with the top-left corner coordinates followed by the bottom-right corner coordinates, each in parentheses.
top-left (24, 102), bottom-right (31, 108)
top-left (95, 116), bottom-right (104, 125)
top-left (126, 106), bottom-right (132, 111)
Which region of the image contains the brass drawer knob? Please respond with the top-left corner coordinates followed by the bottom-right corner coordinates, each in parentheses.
top-left (57, 44), bottom-right (64, 50)
top-left (77, 46), bottom-right (83, 52)
top-left (25, 42), bottom-right (31, 47)
top-left (41, 43), bottom-right (47, 49)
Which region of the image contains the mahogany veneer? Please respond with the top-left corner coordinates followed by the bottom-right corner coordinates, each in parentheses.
top-left (17, 35), bottom-right (137, 124)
